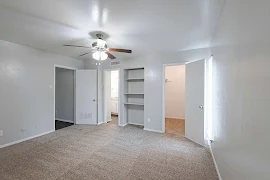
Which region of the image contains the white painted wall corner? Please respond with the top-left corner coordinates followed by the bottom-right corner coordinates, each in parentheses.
top-left (143, 128), bottom-right (163, 133)
top-left (208, 140), bottom-right (222, 180)
top-left (119, 123), bottom-right (128, 127)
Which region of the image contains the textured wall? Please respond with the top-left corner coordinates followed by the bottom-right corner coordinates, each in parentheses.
top-left (210, 0), bottom-right (270, 179)
top-left (0, 41), bottom-right (84, 147)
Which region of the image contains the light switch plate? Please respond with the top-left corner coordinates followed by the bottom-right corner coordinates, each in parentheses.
top-left (0, 130), bottom-right (3, 136)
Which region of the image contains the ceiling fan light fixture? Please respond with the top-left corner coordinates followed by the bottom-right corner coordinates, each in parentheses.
top-left (97, 39), bottom-right (106, 48)
top-left (92, 51), bottom-right (108, 61)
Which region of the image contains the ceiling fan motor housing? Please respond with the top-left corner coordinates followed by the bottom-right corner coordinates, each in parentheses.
top-left (92, 33), bottom-right (108, 50)
top-left (92, 41), bottom-right (108, 49)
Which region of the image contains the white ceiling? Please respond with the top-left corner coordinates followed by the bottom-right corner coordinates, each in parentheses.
top-left (0, 0), bottom-right (226, 60)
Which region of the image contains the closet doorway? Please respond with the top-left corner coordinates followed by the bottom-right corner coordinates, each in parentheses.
top-left (104, 69), bottom-right (120, 125)
top-left (54, 66), bottom-right (76, 130)
top-left (163, 64), bottom-right (186, 136)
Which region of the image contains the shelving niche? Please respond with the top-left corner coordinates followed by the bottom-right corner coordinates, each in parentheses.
top-left (123, 68), bottom-right (144, 126)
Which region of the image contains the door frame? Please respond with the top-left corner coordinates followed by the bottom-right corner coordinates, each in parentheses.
top-left (162, 62), bottom-right (186, 133)
top-left (54, 65), bottom-right (77, 130)
top-left (103, 68), bottom-right (121, 126)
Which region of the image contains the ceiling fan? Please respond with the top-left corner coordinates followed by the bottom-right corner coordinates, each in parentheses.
top-left (63, 34), bottom-right (132, 61)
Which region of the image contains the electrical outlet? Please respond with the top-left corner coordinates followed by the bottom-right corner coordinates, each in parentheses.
top-left (0, 130), bottom-right (3, 136)
top-left (148, 118), bottom-right (151, 123)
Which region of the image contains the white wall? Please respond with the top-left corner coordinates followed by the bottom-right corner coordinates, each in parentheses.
top-left (55, 68), bottom-right (74, 122)
top-left (0, 40), bottom-right (84, 147)
top-left (210, 0), bottom-right (270, 179)
top-left (165, 65), bottom-right (185, 119)
top-left (111, 70), bottom-right (119, 98)
top-left (111, 70), bottom-right (119, 114)
top-left (85, 48), bottom-right (210, 131)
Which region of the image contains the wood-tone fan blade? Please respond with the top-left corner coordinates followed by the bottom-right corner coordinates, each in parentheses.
top-left (63, 45), bottom-right (92, 48)
top-left (79, 52), bottom-right (91, 57)
top-left (109, 48), bottom-right (132, 53)
top-left (105, 52), bottom-right (116, 59)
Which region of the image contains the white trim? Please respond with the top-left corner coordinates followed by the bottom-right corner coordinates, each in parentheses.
top-left (185, 136), bottom-right (205, 147)
top-left (128, 122), bottom-right (144, 126)
top-left (209, 140), bottom-right (222, 180)
top-left (55, 118), bottom-right (74, 123)
top-left (144, 128), bottom-right (163, 133)
top-left (54, 65), bottom-right (77, 130)
top-left (0, 130), bottom-right (55, 149)
top-left (54, 65), bottom-right (77, 70)
top-left (162, 62), bottom-right (186, 133)
top-left (119, 123), bottom-right (127, 127)
top-left (98, 122), bottom-right (105, 125)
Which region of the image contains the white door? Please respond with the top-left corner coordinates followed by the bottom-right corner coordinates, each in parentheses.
top-left (185, 60), bottom-right (205, 146)
top-left (76, 69), bottom-right (97, 125)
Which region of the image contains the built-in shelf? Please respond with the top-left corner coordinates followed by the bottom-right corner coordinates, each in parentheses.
top-left (124, 67), bottom-right (145, 127)
top-left (126, 67), bottom-right (144, 70)
top-left (124, 102), bottom-right (144, 106)
top-left (125, 78), bottom-right (144, 81)
top-left (124, 93), bottom-right (144, 95)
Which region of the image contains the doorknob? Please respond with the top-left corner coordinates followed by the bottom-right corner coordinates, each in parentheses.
top-left (199, 105), bottom-right (204, 109)
top-left (93, 99), bottom-right (96, 102)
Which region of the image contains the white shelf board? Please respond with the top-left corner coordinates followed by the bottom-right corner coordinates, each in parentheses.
top-left (125, 67), bottom-right (144, 70)
top-left (126, 78), bottom-right (144, 81)
top-left (124, 102), bottom-right (144, 106)
top-left (124, 93), bottom-right (144, 95)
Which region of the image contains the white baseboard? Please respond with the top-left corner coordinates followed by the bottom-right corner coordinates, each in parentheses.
top-left (0, 130), bottom-right (55, 149)
top-left (208, 140), bottom-right (222, 180)
top-left (143, 128), bottom-right (163, 133)
top-left (98, 122), bottom-right (105, 125)
top-left (185, 136), bottom-right (205, 147)
top-left (128, 122), bottom-right (144, 126)
top-left (55, 118), bottom-right (74, 123)
top-left (119, 123), bottom-right (127, 127)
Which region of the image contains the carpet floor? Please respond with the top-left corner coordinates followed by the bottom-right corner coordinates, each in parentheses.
top-left (0, 124), bottom-right (218, 180)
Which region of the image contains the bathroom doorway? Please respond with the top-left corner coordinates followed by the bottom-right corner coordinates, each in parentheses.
top-left (104, 69), bottom-right (120, 125)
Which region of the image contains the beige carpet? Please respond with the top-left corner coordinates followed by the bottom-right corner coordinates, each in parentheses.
top-left (0, 124), bottom-right (218, 180)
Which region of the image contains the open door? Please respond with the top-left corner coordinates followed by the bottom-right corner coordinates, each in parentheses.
top-left (76, 69), bottom-right (97, 125)
top-left (185, 60), bottom-right (205, 146)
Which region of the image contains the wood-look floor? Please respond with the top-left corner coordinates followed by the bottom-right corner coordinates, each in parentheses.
top-left (109, 114), bottom-right (118, 125)
top-left (165, 118), bottom-right (185, 136)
